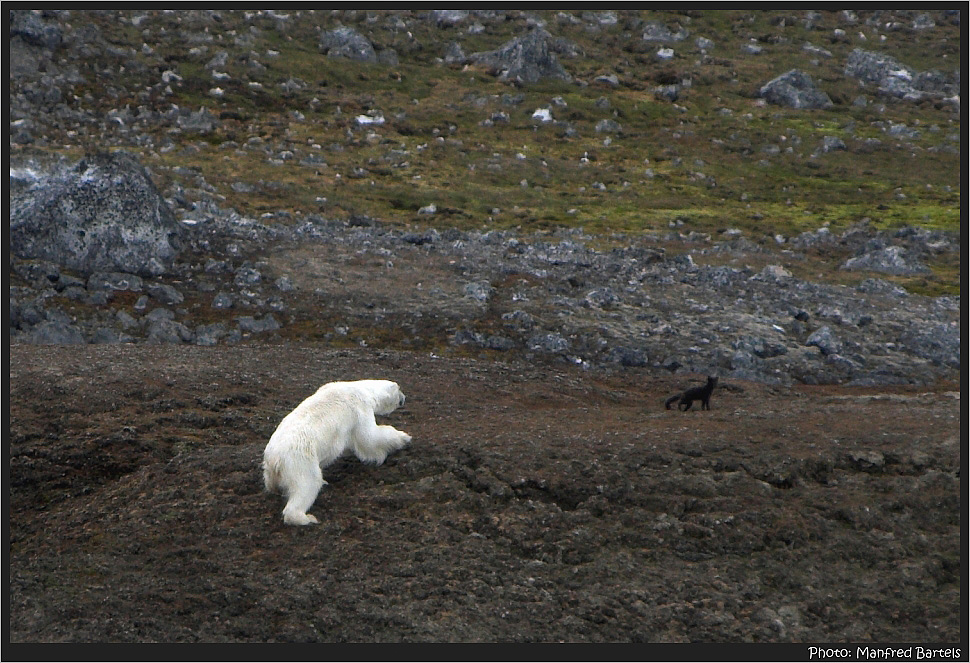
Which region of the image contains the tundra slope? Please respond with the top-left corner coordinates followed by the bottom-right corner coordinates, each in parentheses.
top-left (8, 343), bottom-right (961, 642)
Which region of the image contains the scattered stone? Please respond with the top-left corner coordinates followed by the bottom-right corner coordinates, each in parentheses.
top-left (841, 246), bottom-right (931, 275)
top-left (443, 41), bottom-right (467, 64)
top-left (24, 320), bottom-right (86, 345)
top-left (237, 314), bottom-right (281, 334)
top-left (594, 119), bottom-right (622, 133)
top-left (528, 332), bottom-right (570, 354)
top-left (819, 135), bottom-right (846, 153)
top-left (759, 69), bottom-right (833, 109)
top-left (805, 326), bottom-right (841, 356)
top-left (211, 292), bottom-right (233, 310)
top-left (147, 283), bottom-right (185, 306)
top-left (642, 22), bottom-right (688, 42)
top-left (178, 107), bottom-right (220, 134)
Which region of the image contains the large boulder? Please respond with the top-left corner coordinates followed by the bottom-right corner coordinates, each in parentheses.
top-left (9, 152), bottom-right (183, 277)
top-left (9, 9), bottom-right (63, 50)
top-left (471, 28), bottom-right (573, 84)
top-left (759, 69), bottom-right (833, 109)
top-left (840, 245), bottom-right (931, 275)
top-left (641, 21), bottom-right (689, 43)
top-left (319, 26), bottom-right (378, 62)
top-left (844, 49), bottom-right (957, 102)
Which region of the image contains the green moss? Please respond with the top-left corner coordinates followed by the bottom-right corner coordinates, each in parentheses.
top-left (16, 9), bottom-right (962, 299)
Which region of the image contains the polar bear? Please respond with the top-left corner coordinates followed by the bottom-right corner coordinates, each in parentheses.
top-left (262, 379), bottom-right (412, 526)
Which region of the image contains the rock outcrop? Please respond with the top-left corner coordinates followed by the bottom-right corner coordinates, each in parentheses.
top-left (471, 28), bottom-right (573, 84)
top-left (759, 69), bottom-right (833, 109)
top-left (10, 152), bottom-right (183, 277)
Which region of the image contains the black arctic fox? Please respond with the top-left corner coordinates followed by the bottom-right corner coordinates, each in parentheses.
top-left (665, 376), bottom-right (718, 411)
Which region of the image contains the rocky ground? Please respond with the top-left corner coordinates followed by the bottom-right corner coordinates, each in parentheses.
top-left (9, 195), bottom-right (962, 387)
top-left (7, 343), bottom-right (962, 643)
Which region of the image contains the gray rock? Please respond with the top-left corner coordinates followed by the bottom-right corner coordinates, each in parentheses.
top-left (528, 332), bottom-right (570, 354)
top-left (884, 122), bottom-right (920, 140)
top-left (608, 346), bottom-right (647, 367)
top-left (805, 326), bottom-right (841, 356)
top-left (55, 273), bottom-right (85, 292)
top-left (759, 69), bottom-right (833, 109)
top-left (594, 119), bottom-right (622, 133)
top-left (25, 320), bottom-right (85, 345)
top-left (87, 272), bottom-right (145, 293)
top-left (485, 335), bottom-right (515, 351)
top-left (146, 318), bottom-right (193, 344)
top-left (585, 288), bottom-right (618, 309)
top-left (819, 135), bottom-right (846, 153)
top-left (733, 335), bottom-right (789, 359)
top-left (194, 322), bottom-right (228, 346)
top-left (642, 22), bottom-right (688, 42)
top-left (430, 10), bottom-right (469, 26)
top-left (10, 153), bottom-right (183, 277)
top-left (116, 310), bottom-right (139, 330)
top-left (844, 48), bottom-right (957, 101)
top-left (9, 9), bottom-right (63, 50)
top-left (177, 107), bottom-right (220, 134)
top-left (237, 314), bottom-right (281, 334)
top-left (841, 245), bottom-right (931, 275)
top-left (11, 299), bottom-right (47, 329)
top-left (147, 283), bottom-right (185, 306)
top-left (452, 329), bottom-right (485, 347)
top-left (320, 26), bottom-right (378, 63)
top-left (212, 292), bottom-right (233, 310)
top-left (91, 327), bottom-right (133, 344)
top-left (275, 276), bottom-right (295, 292)
top-left (695, 37), bottom-right (715, 51)
top-left (790, 226), bottom-right (836, 250)
top-left (583, 11), bottom-right (617, 26)
top-left (502, 310), bottom-right (535, 332)
top-left (204, 259), bottom-right (232, 274)
top-left (847, 450), bottom-right (885, 471)
top-left (205, 50), bottom-right (228, 70)
top-left (912, 13), bottom-right (936, 30)
top-left (13, 261), bottom-right (62, 289)
top-left (464, 281), bottom-right (493, 304)
top-left (856, 278), bottom-right (909, 298)
top-left (402, 229), bottom-right (440, 246)
top-left (654, 85), bottom-right (680, 102)
top-left (470, 28), bottom-right (572, 84)
top-left (900, 323), bottom-right (960, 368)
top-left (9, 36), bottom-right (42, 79)
top-left (234, 266), bottom-right (262, 286)
top-left (61, 286), bottom-right (89, 302)
top-left (144, 307), bottom-right (174, 323)
top-left (802, 42), bottom-right (833, 58)
top-left (443, 41), bottom-right (467, 64)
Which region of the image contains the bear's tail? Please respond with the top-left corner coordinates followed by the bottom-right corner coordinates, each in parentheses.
top-left (262, 456), bottom-right (283, 494)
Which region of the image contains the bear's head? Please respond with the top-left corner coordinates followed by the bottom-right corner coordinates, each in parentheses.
top-left (368, 380), bottom-right (406, 415)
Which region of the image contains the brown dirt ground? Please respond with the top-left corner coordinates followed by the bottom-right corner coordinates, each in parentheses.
top-left (7, 342), bottom-right (962, 643)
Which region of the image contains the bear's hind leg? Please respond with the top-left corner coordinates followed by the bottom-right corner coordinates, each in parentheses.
top-left (280, 463), bottom-right (327, 526)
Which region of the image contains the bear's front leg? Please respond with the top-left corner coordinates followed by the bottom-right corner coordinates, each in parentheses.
top-left (352, 424), bottom-right (412, 465)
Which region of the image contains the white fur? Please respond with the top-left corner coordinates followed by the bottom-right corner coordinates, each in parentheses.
top-left (262, 379), bottom-right (411, 526)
